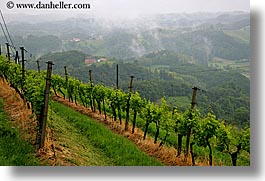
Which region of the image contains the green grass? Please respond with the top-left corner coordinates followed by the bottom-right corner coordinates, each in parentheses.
top-left (0, 99), bottom-right (40, 166)
top-left (208, 57), bottom-right (250, 79)
top-left (54, 93), bottom-right (250, 166)
top-left (224, 29), bottom-right (250, 44)
top-left (48, 107), bottom-right (116, 166)
top-left (50, 101), bottom-right (163, 166)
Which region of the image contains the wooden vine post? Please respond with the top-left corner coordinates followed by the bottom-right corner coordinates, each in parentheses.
top-left (6, 43), bottom-right (10, 62)
top-left (89, 69), bottom-right (93, 85)
top-left (116, 64), bottom-right (122, 124)
top-left (64, 66), bottom-right (68, 83)
top-left (20, 47), bottom-right (26, 92)
top-left (64, 66), bottom-right (72, 102)
top-left (89, 70), bottom-right (95, 112)
top-left (116, 64), bottom-right (119, 89)
top-left (191, 86), bottom-right (199, 110)
top-left (125, 75), bottom-right (134, 131)
top-left (15, 50), bottom-right (19, 64)
top-left (36, 60), bottom-right (40, 73)
top-left (185, 86), bottom-right (199, 163)
top-left (39, 61), bottom-right (53, 148)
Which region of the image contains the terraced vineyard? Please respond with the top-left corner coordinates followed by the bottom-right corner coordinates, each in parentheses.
top-left (0, 75), bottom-right (163, 166)
top-left (0, 55), bottom-right (250, 166)
top-left (47, 101), bottom-right (163, 166)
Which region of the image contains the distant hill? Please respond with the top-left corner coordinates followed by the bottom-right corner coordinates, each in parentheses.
top-left (2, 12), bottom-right (250, 63)
top-left (127, 50), bottom-right (198, 67)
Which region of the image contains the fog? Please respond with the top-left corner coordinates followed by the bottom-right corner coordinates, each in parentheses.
top-left (0, 0), bottom-right (250, 20)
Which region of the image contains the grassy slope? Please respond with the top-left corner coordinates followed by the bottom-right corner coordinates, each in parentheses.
top-left (208, 57), bottom-right (250, 79)
top-left (223, 29), bottom-right (250, 44)
top-left (0, 99), bottom-right (40, 166)
top-left (52, 93), bottom-right (249, 166)
top-left (49, 101), bottom-right (163, 166)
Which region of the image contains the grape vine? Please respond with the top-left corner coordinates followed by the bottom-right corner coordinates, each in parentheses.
top-left (0, 55), bottom-right (250, 166)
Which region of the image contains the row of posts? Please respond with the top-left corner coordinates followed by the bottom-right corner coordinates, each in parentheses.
top-left (67, 64), bottom-right (198, 134)
top-left (1, 42), bottom-right (53, 149)
top-left (1, 43), bottom-right (26, 80)
top-left (1, 43), bottom-right (20, 63)
top-left (1, 43), bottom-right (200, 150)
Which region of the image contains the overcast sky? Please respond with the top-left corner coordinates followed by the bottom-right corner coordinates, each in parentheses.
top-left (0, 0), bottom-right (250, 19)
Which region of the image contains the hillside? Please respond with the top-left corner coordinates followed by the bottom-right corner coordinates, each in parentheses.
top-left (0, 77), bottom-right (164, 166)
top-left (2, 12), bottom-right (249, 63)
top-left (0, 55), bottom-right (250, 166)
top-left (0, 11), bottom-right (250, 167)
top-left (28, 50), bottom-right (250, 127)
top-left (0, 74), bottom-right (188, 166)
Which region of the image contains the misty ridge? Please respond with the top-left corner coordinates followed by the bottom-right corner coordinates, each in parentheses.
top-left (1, 11), bottom-right (249, 62)
top-left (0, 10), bottom-right (250, 130)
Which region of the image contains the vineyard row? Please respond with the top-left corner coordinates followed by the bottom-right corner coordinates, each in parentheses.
top-left (0, 56), bottom-right (250, 166)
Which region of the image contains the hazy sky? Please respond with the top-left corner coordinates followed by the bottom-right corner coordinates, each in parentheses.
top-left (0, 0), bottom-right (250, 18)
